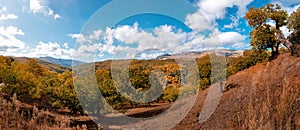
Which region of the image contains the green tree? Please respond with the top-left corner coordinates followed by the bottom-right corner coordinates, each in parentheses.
top-left (197, 55), bottom-right (211, 89)
top-left (0, 56), bottom-right (14, 84)
top-left (245, 4), bottom-right (287, 57)
top-left (287, 7), bottom-right (300, 45)
top-left (227, 50), bottom-right (269, 76)
top-left (250, 25), bottom-right (278, 53)
top-left (246, 4), bottom-right (300, 57)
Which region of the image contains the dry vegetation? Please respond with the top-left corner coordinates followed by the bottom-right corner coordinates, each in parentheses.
top-left (226, 53), bottom-right (300, 129)
top-left (173, 53), bottom-right (300, 129)
top-left (232, 81), bottom-right (300, 129)
top-left (0, 94), bottom-right (102, 130)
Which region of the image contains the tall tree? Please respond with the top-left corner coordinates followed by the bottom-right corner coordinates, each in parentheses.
top-left (245, 4), bottom-right (300, 57)
top-left (287, 7), bottom-right (300, 46)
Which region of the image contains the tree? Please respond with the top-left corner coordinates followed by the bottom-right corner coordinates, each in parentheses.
top-left (245, 4), bottom-right (300, 57)
top-left (227, 50), bottom-right (269, 75)
top-left (287, 7), bottom-right (300, 45)
top-left (245, 7), bottom-right (268, 28)
top-left (250, 25), bottom-right (278, 53)
top-left (245, 4), bottom-right (287, 57)
top-left (0, 56), bottom-right (14, 84)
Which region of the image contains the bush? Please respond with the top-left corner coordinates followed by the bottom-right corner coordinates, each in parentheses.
top-left (227, 50), bottom-right (270, 76)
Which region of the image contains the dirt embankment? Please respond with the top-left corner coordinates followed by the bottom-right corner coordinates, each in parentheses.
top-left (173, 53), bottom-right (300, 129)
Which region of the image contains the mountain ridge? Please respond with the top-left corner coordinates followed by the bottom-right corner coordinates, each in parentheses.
top-left (156, 49), bottom-right (244, 60)
top-left (38, 56), bottom-right (86, 67)
top-left (8, 56), bottom-right (70, 73)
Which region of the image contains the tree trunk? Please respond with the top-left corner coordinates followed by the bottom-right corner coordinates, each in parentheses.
top-left (271, 47), bottom-right (276, 58)
top-left (275, 30), bottom-right (300, 57)
top-left (275, 43), bottom-right (279, 55)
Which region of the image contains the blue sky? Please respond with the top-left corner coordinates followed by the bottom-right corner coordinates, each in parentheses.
top-left (0, 0), bottom-right (299, 61)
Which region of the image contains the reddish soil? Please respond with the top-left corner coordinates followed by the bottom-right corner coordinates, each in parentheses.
top-left (171, 53), bottom-right (300, 129)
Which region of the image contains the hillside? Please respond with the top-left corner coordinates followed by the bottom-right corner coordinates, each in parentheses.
top-left (38, 57), bottom-right (86, 67)
top-left (11, 57), bottom-right (70, 73)
top-left (156, 49), bottom-right (243, 60)
top-left (172, 53), bottom-right (300, 129)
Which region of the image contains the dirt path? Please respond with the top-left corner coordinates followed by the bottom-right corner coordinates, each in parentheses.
top-left (95, 82), bottom-right (224, 130)
top-left (119, 95), bottom-right (197, 130)
top-left (97, 83), bottom-right (224, 130)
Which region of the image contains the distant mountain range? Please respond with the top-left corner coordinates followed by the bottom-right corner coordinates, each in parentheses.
top-left (9, 56), bottom-right (85, 73)
top-left (38, 50), bottom-right (243, 67)
top-left (156, 49), bottom-right (244, 60)
top-left (38, 57), bottom-right (86, 68)
top-left (11, 57), bottom-right (71, 73)
top-left (8, 49), bottom-right (243, 72)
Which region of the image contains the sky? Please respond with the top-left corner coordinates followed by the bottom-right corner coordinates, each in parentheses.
top-left (0, 0), bottom-right (299, 62)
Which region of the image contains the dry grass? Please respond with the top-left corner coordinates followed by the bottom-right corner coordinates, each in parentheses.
top-left (226, 54), bottom-right (300, 130)
top-left (173, 54), bottom-right (300, 129)
top-left (229, 83), bottom-right (300, 130)
top-left (0, 94), bottom-right (101, 130)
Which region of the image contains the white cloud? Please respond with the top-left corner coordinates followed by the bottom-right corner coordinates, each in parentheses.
top-left (30, 0), bottom-right (43, 14)
top-left (286, 5), bottom-right (300, 15)
top-left (29, 0), bottom-right (61, 19)
top-left (0, 26), bottom-right (24, 36)
top-left (218, 32), bottom-right (246, 45)
top-left (74, 24), bottom-right (188, 57)
top-left (48, 8), bottom-right (53, 15)
top-left (0, 26), bottom-right (26, 52)
top-left (31, 41), bottom-right (75, 59)
top-left (77, 44), bottom-right (100, 54)
top-left (0, 6), bottom-right (18, 20)
top-left (267, 20), bottom-right (293, 38)
top-left (89, 29), bottom-right (103, 41)
top-left (73, 23), bottom-right (247, 60)
top-left (223, 15), bottom-right (239, 29)
top-left (110, 24), bottom-right (188, 52)
top-left (234, 0), bottom-right (255, 17)
top-left (185, 10), bottom-right (212, 32)
top-left (63, 43), bottom-right (69, 48)
top-left (266, 3), bottom-right (300, 38)
top-left (181, 31), bottom-right (248, 50)
top-left (73, 24), bottom-right (184, 59)
top-left (198, 0), bottom-right (234, 20)
top-left (113, 23), bottom-right (139, 44)
top-left (0, 14), bottom-right (18, 20)
top-left (198, 0), bottom-right (253, 19)
top-left (0, 7), bottom-right (7, 12)
top-left (231, 42), bottom-right (250, 50)
top-left (48, 9), bottom-right (61, 19)
top-left (54, 14), bottom-right (61, 19)
top-left (139, 53), bottom-right (165, 59)
top-left (280, 26), bottom-right (292, 38)
top-left (162, 30), bottom-right (248, 52)
top-left (218, 32), bottom-right (248, 49)
top-left (185, 0), bottom-right (254, 32)
top-left (70, 29), bottom-right (105, 44)
top-left (69, 34), bottom-right (86, 43)
top-left (74, 44), bottom-right (101, 61)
